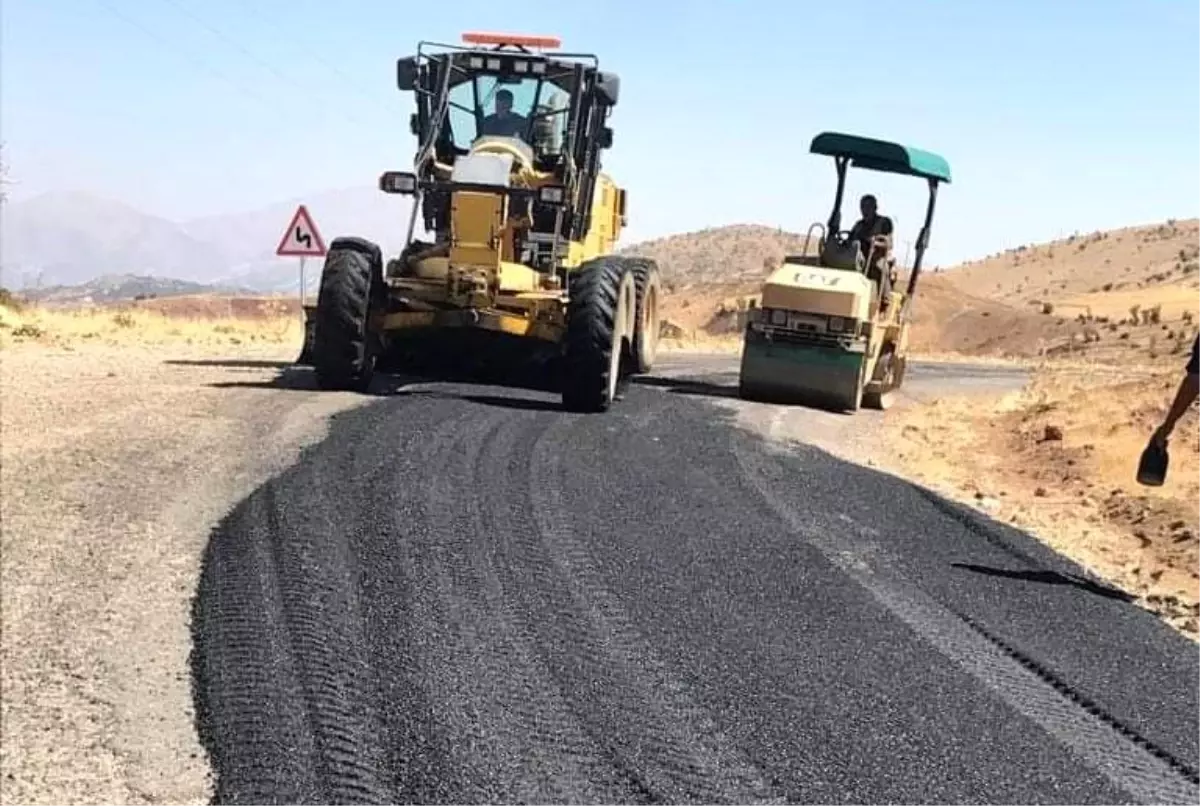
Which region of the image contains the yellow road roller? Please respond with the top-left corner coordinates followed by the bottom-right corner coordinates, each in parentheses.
top-left (738, 131), bottom-right (952, 412)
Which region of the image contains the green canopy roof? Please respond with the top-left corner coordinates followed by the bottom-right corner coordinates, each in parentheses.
top-left (810, 131), bottom-right (951, 184)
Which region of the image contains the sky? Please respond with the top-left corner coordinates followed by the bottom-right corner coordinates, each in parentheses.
top-left (2, 0), bottom-right (1198, 267)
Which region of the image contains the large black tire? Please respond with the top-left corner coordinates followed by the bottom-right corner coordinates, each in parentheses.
top-left (626, 257), bottom-right (662, 374)
top-left (863, 348), bottom-right (897, 411)
top-left (561, 256), bottom-right (636, 413)
top-left (311, 237), bottom-right (385, 393)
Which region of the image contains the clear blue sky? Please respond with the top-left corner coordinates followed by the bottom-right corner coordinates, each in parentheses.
top-left (3, 0), bottom-right (1197, 266)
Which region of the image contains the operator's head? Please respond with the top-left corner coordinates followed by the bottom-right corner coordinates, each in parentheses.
top-left (860, 194), bottom-right (878, 218)
top-left (495, 89), bottom-right (513, 117)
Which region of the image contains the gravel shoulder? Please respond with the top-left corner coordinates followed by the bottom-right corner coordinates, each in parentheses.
top-left (875, 362), bottom-right (1199, 637)
top-left (0, 341), bottom-right (367, 805)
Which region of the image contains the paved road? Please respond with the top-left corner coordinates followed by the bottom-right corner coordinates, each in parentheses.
top-left (191, 355), bottom-right (1200, 805)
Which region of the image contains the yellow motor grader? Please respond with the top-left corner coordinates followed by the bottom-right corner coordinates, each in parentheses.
top-left (738, 131), bottom-right (952, 411)
top-left (297, 31), bottom-right (661, 412)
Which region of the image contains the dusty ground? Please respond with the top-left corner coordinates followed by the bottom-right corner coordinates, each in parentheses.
top-left (875, 361), bottom-right (1200, 637)
top-left (0, 308), bottom-right (371, 805)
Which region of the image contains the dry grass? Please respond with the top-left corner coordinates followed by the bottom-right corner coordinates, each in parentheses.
top-left (0, 296), bottom-right (304, 352)
top-left (0, 295), bottom-right (745, 358)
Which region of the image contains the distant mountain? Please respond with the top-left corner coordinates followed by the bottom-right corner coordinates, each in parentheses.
top-left (0, 187), bottom-right (415, 293)
top-left (182, 187), bottom-right (415, 293)
top-left (0, 191), bottom-right (230, 288)
top-left (23, 273), bottom-right (251, 306)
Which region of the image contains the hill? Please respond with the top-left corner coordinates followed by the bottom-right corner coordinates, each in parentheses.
top-left (937, 218), bottom-right (1200, 306)
top-left (23, 274), bottom-right (250, 307)
top-left (921, 218), bottom-right (1199, 362)
top-left (648, 218), bottom-right (1199, 363)
top-left (618, 224), bottom-right (814, 292)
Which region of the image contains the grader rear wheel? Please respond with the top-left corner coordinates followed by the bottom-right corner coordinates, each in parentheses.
top-left (627, 257), bottom-right (662, 374)
top-left (561, 256), bottom-right (636, 413)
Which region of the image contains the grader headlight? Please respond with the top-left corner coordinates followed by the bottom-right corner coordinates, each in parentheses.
top-left (379, 171), bottom-right (418, 195)
top-left (538, 185), bottom-right (566, 205)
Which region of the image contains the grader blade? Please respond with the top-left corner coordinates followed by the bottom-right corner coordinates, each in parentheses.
top-left (295, 305), bottom-right (316, 366)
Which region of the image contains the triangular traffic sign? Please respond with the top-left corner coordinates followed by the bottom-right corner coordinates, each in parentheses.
top-left (276, 204), bottom-right (327, 257)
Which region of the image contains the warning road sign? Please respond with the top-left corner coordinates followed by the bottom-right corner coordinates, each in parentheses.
top-left (276, 204), bottom-right (327, 257)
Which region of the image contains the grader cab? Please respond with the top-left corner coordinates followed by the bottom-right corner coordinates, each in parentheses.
top-left (298, 32), bottom-right (661, 412)
top-left (738, 131), bottom-right (952, 411)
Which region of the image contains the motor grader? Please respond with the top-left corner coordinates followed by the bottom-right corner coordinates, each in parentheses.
top-left (297, 31), bottom-right (661, 412)
top-left (738, 131), bottom-right (952, 411)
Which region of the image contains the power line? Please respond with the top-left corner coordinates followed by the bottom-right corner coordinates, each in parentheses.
top-left (88, 0), bottom-right (386, 148)
top-left (151, 0), bottom-right (381, 131)
top-left (89, 0), bottom-right (296, 120)
top-left (212, 1), bottom-right (388, 111)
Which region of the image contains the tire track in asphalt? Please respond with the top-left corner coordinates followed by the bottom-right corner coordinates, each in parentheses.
top-left (191, 446), bottom-right (395, 804)
top-left (406, 400), bottom-right (642, 803)
top-left (192, 355), bottom-right (1198, 804)
top-left (732, 410), bottom-right (1200, 805)
top-left (518, 414), bottom-right (787, 804)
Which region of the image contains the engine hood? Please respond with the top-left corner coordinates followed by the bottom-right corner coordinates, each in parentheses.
top-left (760, 264), bottom-right (872, 320)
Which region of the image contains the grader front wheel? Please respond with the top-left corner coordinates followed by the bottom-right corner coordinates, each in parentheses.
top-left (561, 256), bottom-right (637, 413)
top-left (311, 237), bottom-right (385, 393)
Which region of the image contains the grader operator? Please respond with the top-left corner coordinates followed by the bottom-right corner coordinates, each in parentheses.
top-left (298, 32), bottom-right (662, 412)
top-left (738, 131), bottom-right (952, 411)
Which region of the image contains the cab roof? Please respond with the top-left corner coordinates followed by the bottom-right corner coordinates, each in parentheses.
top-left (809, 131), bottom-right (952, 184)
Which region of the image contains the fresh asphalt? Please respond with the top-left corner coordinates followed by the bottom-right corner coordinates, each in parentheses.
top-left (189, 355), bottom-right (1200, 805)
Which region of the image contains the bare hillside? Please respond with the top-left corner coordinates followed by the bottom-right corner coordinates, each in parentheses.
top-left (620, 224), bottom-right (813, 291)
top-left (941, 218), bottom-right (1200, 306)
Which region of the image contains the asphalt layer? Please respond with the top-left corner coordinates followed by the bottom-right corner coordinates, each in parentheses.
top-left (190, 357), bottom-right (1200, 805)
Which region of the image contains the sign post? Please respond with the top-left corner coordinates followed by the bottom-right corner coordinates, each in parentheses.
top-left (275, 204), bottom-right (328, 308)
top-left (276, 205), bottom-right (327, 366)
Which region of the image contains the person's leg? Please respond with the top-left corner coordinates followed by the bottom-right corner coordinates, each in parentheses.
top-left (867, 257), bottom-right (892, 308)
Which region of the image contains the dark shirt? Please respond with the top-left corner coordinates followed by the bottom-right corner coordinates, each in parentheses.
top-left (849, 214), bottom-right (894, 260)
top-left (479, 112), bottom-right (528, 139)
top-left (1187, 335), bottom-right (1198, 376)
